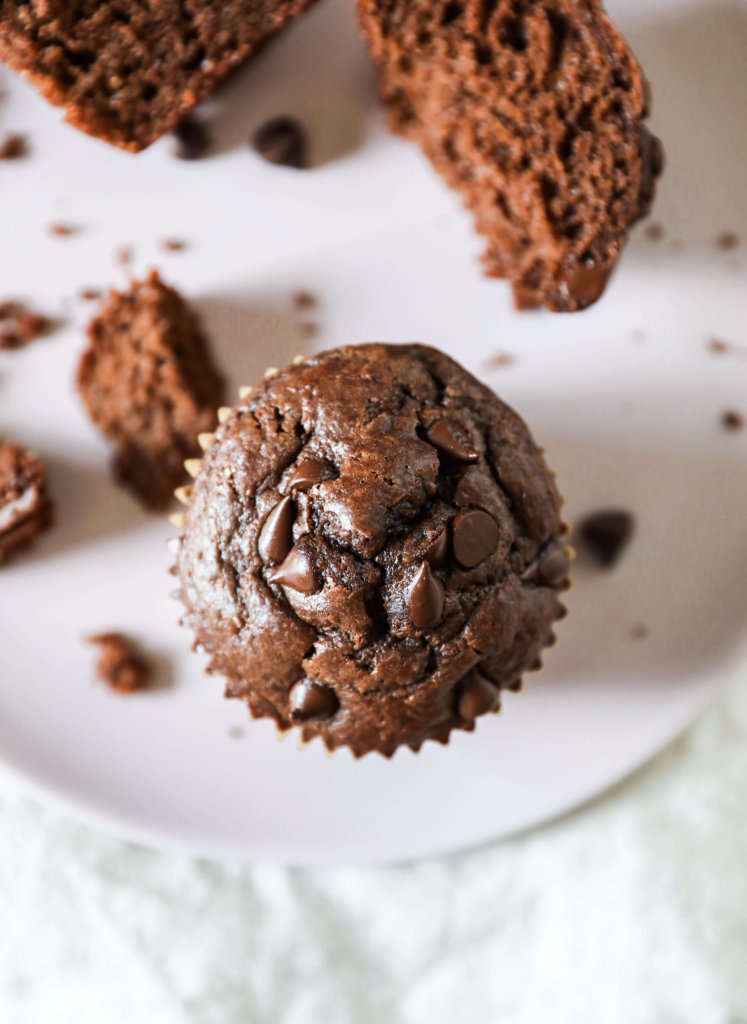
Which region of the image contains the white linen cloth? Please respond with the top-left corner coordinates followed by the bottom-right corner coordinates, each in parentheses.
top-left (1, 672), bottom-right (746, 1024)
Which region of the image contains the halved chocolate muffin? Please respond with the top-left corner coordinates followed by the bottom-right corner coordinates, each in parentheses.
top-left (173, 344), bottom-right (569, 757)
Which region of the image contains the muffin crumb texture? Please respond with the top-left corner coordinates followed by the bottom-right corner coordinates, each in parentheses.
top-left (176, 344), bottom-right (569, 757)
top-left (0, 441), bottom-right (53, 565)
top-left (77, 271), bottom-right (224, 511)
top-left (87, 632), bottom-right (151, 694)
top-left (359, 0), bottom-right (663, 311)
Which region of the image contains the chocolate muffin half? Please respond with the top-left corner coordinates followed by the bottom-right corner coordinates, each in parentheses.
top-left (174, 344), bottom-right (569, 757)
top-left (359, 0), bottom-right (663, 312)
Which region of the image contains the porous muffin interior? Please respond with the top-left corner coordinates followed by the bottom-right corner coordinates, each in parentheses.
top-left (176, 344), bottom-right (568, 757)
top-left (0, 0), bottom-right (318, 150)
top-left (359, 0), bottom-right (662, 311)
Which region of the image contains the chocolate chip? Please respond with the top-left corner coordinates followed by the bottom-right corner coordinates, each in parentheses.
top-left (716, 232), bottom-right (739, 251)
top-left (47, 222), bottom-right (78, 237)
top-left (173, 114), bottom-right (210, 160)
top-left (722, 410), bottom-right (744, 431)
top-left (159, 238), bottom-right (187, 252)
top-left (426, 528), bottom-right (449, 569)
top-left (579, 510), bottom-right (634, 567)
top-left (452, 509), bottom-right (499, 568)
top-left (287, 457), bottom-right (328, 492)
top-left (708, 338), bottom-right (729, 355)
top-left (425, 419), bottom-right (480, 462)
top-left (258, 496), bottom-right (295, 563)
top-left (79, 288), bottom-right (102, 301)
top-left (114, 244), bottom-right (133, 267)
top-left (268, 546), bottom-right (317, 592)
top-left (293, 290), bottom-right (317, 310)
top-left (252, 117), bottom-right (308, 169)
top-left (644, 222), bottom-right (664, 242)
top-left (408, 561), bottom-right (445, 629)
top-left (289, 679), bottom-right (339, 722)
top-left (0, 133), bottom-right (27, 159)
top-left (536, 544), bottom-right (571, 587)
top-left (457, 668), bottom-right (500, 720)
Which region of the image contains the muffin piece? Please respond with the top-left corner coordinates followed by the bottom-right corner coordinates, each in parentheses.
top-left (0, 0), bottom-right (319, 152)
top-left (0, 301), bottom-right (52, 350)
top-left (87, 632), bottom-right (151, 694)
top-left (174, 344), bottom-right (569, 758)
top-left (359, 0), bottom-right (663, 312)
top-left (77, 271), bottom-right (224, 512)
top-left (0, 441), bottom-right (53, 564)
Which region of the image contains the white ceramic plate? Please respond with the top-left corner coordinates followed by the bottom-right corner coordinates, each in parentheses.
top-left (0, 0), bottom-right (745, 864)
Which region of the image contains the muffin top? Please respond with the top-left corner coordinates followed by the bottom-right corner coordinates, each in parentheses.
top-left (176, 343), bottom-right (568, 756)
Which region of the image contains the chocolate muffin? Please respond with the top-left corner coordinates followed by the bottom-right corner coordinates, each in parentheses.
top-left (173, 344), bottom-right (568, 758)
top-left (0, 441), bottom-right (53, 564)
top-left (0, 0), bottom-right (319, 152)
top-left (77, 271), bottom-right (224, 512)
top-left (359, 0), bottom-right (663, 312)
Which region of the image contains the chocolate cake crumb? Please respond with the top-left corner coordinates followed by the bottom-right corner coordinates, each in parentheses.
top-left (79, 288), bottom-right (103, 302)
top-left (159, 238), bottom-right (187, 253)
top-left (0, 132), bottom-right (27, 159)
top-left (87, 633), bottom-right (150, 694)
top-left (113, 245), bottom-right (133, 268)
top-left (0, 441), bottom-right (53, 564)
top-left (293, 290), bottom-right (317, 311)
top-left (173, 114), bottom-right (211, 161)
top-left (0, 2), bottom-right (320, 152)
top-left (721, 410), bottom-right (744, 432)
top-left (578, 509), bottom-right (634, 567)
top-left (716, 232), bottom-right (739, 252)
top-left (47, 222), bottom-right (78, 238)
top-left (631, 623), bottom-right (649, 640)
top-left (252, 116), bottom-right (308, 168)
top-left (77, 271), bottom-right (225, 511)
top-left (645, 223), bottom-right (664, 241)
top-left (484, 351), bottom-right (515, 370)
top-left (708, 338), bottom-right (729, 355)
top-left (0, 301), bottom-right (52, 350)
top-left (359, 0), bottom-right (663, 312)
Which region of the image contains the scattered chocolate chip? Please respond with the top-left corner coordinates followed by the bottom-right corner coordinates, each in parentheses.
top-left (258, 496), bottom-right (295, 563)
top-left (173, 113), bottom-right (210, 160)
top-left (159, 238), bottom-right (187, 252)
top-left (579, 509), bottom-right (634, 567)
top-left (293, 290), bottom-right (317, 310)
top-left (644, 222), bottom-right (664, 241)
top-left (457, 668), bottom-right (500, 720)
top-left (268, 546), bottom-right (317, 592)
top-left (289, 679), bottom-right (339, 722)
top-left (0, 301), bottom-right (52, 350)
top-left (79, 288), bottom-right (102, 302)
top-left (252, 116), bottom-right (308, 169)
top-left (631, 623), bottom-right (649, 640)
top-left (0, 133), bottom-right (27, 159)
top-left (536, 544), bottom-right (571, 587)
top-left (716, 232), bottom-right (739, 251)
top-left (87, 632), bottom-right (150, 694)
top-left (47, 222), bottom-right (78, 237)
top-left (425, 528), bottom-right (449, 569)
top-left (408, 561), bottom-right (445, 629)
top-left (721, 410), bottom-right (744, 432)
top-left (452, 509), bottom-right (499, 568)
top-left (425, 419), bottom-right (480, 463)
top-left (114, 244), bottom-right (133, 267)
top-left (286, 457), bottom-right (328, 492)
top-left (707, 338), bottom-right (729, 355)
top-left (484, 351), bottom-right (515, 369)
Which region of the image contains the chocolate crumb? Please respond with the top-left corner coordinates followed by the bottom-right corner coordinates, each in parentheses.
top-left (0, 133), bottom-right (27, 159)
top-left (159, 238), bottom-right (187, 252)
top-left (293, 290), bottom-right (317, 311)
top-left (114, 244), bottom-right (133, 267)
top-left (716, 232), bottom-right (739, 252)
top-left (252, 116), bottom-right (308, 169)
top-left (721, 410), bottom-right (744, 432)
top-left (578, 509), bottom-right (635, 567)
top-left (79, 288), bottom-right (102, 302)
top-left (0, 442), bottom-right (54, 564)
top-left (484, 351), bottom-right (515, 369)
top-left (47, 222), bottom-right (78, 238)
top-left (0, 301), bottom-right (52, 350)
top-left (708, 338), bottom-right (729, 355)
top-left (644, 222), bottom-right (664, 241)
top-left (87, 632), bottom-right (151, 694)
top-left (173, 114), bottom-right (210, 160)
top-left (631, 623), bottom-right (649, 640)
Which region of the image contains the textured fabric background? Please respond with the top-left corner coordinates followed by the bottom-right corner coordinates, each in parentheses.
top-left (1, 673), bottom-right (746, 1024)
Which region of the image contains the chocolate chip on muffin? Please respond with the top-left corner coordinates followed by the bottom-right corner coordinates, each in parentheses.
top-left (359, 0), bottom-right (663, 312)
top-left (174, 343), bottom-right (569, 757)
top-left (0, 441), bottom-right (53, 565)
top-left (77, 271), bottom-right (224, 511)
top-left (0, 1), bottom-right (321, 152)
